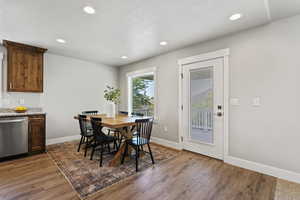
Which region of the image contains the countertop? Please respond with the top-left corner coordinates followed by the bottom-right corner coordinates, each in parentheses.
top-left (0, 108), bottom-right (46, 117)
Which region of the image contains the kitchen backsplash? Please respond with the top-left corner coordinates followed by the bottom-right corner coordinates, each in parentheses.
top-left (0, 92), bottom-right (42, 108)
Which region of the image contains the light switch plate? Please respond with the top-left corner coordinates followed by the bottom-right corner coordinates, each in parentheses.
top-left (164, 126), bottom-right (168, 132)
top-left (230, 98), bottom-right (240, 106)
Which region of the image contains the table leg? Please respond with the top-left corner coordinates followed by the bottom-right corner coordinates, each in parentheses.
top-left (108, 127), bottom-right (132, 167)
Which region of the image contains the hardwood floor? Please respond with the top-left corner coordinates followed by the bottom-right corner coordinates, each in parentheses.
top-left (0, 154), bottom-right (79, 200)
top-left (274, 179), bottom-right (300, 200)
top-left (0, 146), bottom-right (297, 200)
top-left (88, 151), bottom-right (276, 200)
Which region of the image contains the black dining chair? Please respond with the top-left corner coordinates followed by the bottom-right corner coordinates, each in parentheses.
top-left (82, 111), bottom-right (98, 131)
top-left (77, 114), bottom-right (94, 157)
top-left (90, 117), bottom-right (119, 167)
top-left (121, 118), bottom-right (155, 172)
top-left (119, 111), bottom-right (129, 115)
top-left (82, 110), bottom-right (98, 115)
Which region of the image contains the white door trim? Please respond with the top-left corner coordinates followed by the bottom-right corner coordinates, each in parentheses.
top-left (178, 48), bottom-right (230, 160)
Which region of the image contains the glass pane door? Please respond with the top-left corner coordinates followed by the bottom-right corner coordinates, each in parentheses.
top-left (190, 67), bottom-right (214, 144)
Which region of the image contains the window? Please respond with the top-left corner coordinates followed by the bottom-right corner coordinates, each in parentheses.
top-left (127, 68), bottom-right (156, 117)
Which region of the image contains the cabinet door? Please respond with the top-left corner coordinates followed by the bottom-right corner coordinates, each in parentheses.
top-left (6, 43), bottom-right (45, 93)
top-left (24, 52), bottom-right (43, 92)
top-left (29, 116), bottom-right (45, 153)
top-left (7, 47), bottom-right (26, 91)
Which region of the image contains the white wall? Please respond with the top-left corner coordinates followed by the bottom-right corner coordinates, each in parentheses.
top-left (42, 54), bottom-right (118, 139)
top-left (0, 47), bottom-right (118, 139)
top-left (119, 14), bottom-right (300, 174)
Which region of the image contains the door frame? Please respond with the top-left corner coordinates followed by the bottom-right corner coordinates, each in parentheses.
top-left (178, 48), bottom-right (230, 160)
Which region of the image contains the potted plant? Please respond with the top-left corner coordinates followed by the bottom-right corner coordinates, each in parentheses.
top-left (104, 85), bottom-right (120, 118)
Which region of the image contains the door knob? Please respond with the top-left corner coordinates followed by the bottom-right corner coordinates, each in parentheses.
top-left (213, 112), bottom-right (223, 117)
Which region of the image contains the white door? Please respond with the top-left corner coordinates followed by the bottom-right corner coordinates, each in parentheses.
top-left (182, 58), bottom-right (224, 160)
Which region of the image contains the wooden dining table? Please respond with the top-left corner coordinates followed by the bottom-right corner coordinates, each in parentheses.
top-left (74, 114), bottom-right (148, 167)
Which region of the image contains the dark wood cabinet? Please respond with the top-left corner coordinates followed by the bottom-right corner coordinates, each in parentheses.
top-left (3, 40), bottom-right (47, 93)
top-left (28, 115), bottom-right (46, 153)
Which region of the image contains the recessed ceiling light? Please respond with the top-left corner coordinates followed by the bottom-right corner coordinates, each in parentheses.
top-left (121, 56), bottom-right (128, 59)
top-left (56, 38), bottom-right (66, 43)
top-left (160, 41), bottom-right (168, 46)
top-left (229, 13), bottom-right (242, 21)
top-left (83, 6), bottom-right (96, 14)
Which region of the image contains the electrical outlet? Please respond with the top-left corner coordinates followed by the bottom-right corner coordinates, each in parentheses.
top-left (252, 97), bottom-right (261, 106)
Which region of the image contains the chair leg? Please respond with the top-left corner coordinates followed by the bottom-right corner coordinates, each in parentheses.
top-left (90, 142), bottom-right (96, 160)
top-left (107, 143), bottom-right (111, 153)
top-left (141, 145), bottom-right (144, 152)
top-left (119, 135), bottom-right (124, 145)
top-left (100, 144), bottom-right (104, 167)
top-left (77, 135), bottom-right (84, 152)
top-left (135, 146), bottom-right (140, 172)
top-left (116, 131), bottom-right (120, 141)
top-left (84, 137), bottom-right (89, 157)
top-left (121, 143), bottom-right (128, 164)
top-left (147, 143), bottom-right (155, 164)
top-left (113, 140), bottom-right (118, 151)
top-left (113, 138), bottom-right (116, 150)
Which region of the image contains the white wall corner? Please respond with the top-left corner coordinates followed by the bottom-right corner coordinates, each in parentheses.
top-left (224, 155), bottom-right (300, 184)
top-left (46, 135), bottom-right (81, 145)
top-left (263, 0), bottom-right (272, 21)
top-left (151, 137), bottom-right (182, 150)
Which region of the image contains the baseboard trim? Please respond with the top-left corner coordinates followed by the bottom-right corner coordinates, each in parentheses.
top-left (151, 137), bottom-right (182, 150)
top-left (46, 135), bottom-right (81, 145)
top-left (225, 155), bottom-right (300, 184)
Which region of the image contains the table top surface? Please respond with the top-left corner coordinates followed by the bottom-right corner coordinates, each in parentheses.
top-left (74, 114), bottom-right (151, 128)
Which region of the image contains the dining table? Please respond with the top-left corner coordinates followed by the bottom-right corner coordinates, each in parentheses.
top-left (74, 113), bottom-right (148, 167)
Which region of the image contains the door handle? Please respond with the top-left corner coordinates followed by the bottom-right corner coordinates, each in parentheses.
top-left (214, 112), bottom-right (223, 117)
top-left (0, 119), bottom-right (26, 123)
top-left (215, 105), bottom-right (223, 117)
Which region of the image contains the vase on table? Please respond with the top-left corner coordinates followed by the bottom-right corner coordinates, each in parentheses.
top-left (107, 102), bottom-right (116, 118)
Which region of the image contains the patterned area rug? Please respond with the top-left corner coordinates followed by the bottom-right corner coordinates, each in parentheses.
top-left (47, 141), bottom-right (179, 199)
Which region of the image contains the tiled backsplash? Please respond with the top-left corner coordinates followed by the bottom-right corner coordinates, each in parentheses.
top-left (0, 92), bottom-right (42, 108)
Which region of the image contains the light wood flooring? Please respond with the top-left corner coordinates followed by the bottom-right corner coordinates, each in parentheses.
top-left (0, 145), bottom-right (299, 200)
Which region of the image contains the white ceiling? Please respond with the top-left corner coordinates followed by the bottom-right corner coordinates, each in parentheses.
top-left (0, 0), bottom-right (300, 67)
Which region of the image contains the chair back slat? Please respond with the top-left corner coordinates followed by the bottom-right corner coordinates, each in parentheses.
top-left (82, 110), bottom-right (98, 115)
top-left (90, 117), bottom-right (107, 139)
top-left (119, 111), bottom-right (129, 115)
top-left (78, 114), bottom-right (89, 136)
top-left (135, 118), bottom-right (154, 144)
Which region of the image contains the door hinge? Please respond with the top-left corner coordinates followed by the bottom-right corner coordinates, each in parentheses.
top-left (181, 136), bottom-right (183, 142)
top-left (181, 105), bottom-right (183, 110)
top-left (181, 73), bottom-right (184, 79)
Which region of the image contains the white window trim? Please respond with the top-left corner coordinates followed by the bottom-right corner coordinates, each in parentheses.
top-left (127, 67), bottom-right (157, 119)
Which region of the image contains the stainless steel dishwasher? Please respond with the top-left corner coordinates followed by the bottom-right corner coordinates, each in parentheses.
top-left (0, 117), bottom-right (28, 158)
